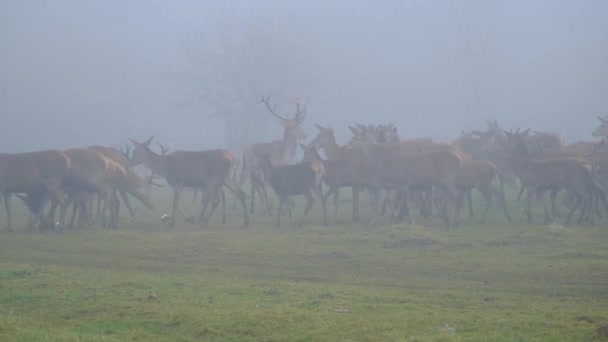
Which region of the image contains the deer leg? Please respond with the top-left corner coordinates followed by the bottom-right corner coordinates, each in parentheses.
top-left (68, 194), bottom-right (78, 229)
top-left (220, 188), bottom-right (226, 224)
top-left (351, 187), bottom-right (360, 222)
top-left (515, 182), bottom-right (526, 202)
top-left (522, 187), bottom-right (534, 223)
top-left (401, 187), bottom-right (413, 225)
top-left (222, 175), bottom-right (250, 227)
top-left (565, 192), bottom-right (579, 225)
top-left (331, 187), bottom-right (339, 224)
top-left (301, 190), bottom-right (315, 224)
top-left (496, 179), bottom-right (513, 223)
top-left (479, 186), bottom-right (493, 225)
top-left (313, 185), bottom-right (327, 227)
top-left (539, 189), bottom-right (552, 223)
top-left (550, 189), bottom-right (560, 218)
top-left (170, 185), bottom-right (183, 228)
top-left (249, 176), bottom-right (256, 214)
top-left (466, 189), bottom-right (474, 220)
top-left (275, 196), bottom-right (284, 228)
top-left (3, 192), bottom-right (13, 232)
top-left (119, 189), bottom-right (135, 217)
top-left (201, 189), bottom-right (220, 228)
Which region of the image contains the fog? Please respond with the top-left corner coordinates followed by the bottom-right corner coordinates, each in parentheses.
top-left (1, 0), bottom-right (607, 152)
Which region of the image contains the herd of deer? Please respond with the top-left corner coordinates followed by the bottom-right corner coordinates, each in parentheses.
top-left (2, 97), bottom-right (608, 232)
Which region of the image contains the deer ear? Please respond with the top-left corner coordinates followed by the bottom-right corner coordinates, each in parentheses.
top-left (143, 136), bottom-right (154, 147)
top-left (299, 143), bottom-right (308, 151)
top-left (522, 128), bottom-right (531, 136)
top-left (348, 126), bottom-right (360, 136)
top-left (315, 123), bottom-right (324, 131)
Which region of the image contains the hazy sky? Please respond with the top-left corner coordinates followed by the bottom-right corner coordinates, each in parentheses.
top-left (1, 0), bottom-right (607, 152)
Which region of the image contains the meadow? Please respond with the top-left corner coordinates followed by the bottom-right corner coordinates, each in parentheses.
top-left (0, 189), bottom-right (607, 341)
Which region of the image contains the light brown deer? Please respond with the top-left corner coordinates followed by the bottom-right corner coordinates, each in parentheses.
top-left (255, 150), bottom-right (326, 227)
top-left (0, 151), bottom-right (70, 231)
top-left (130, 137), bottom-right (249, 227)
top-left (239, 95), bottom-right (308, 216)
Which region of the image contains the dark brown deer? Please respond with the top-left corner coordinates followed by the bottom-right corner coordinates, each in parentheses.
top-left (255, 150), bottom-right (326, 227)
top-left (130, 137), bottom-right (249, 227)
top-left (240, 95), bottom-right (308, 216)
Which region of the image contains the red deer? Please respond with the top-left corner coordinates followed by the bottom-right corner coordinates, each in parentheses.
top-left (353, 137), bottom-right (463, 228)
top-left (309, 125), bottom-right (373, 222)
top-left (454, 160), bottom-right (513, 224)
top-left (0, 151), bottom-right (70, 231)
top-left (130, 137), bottom-right (249, 227)
top-left (300, 141), bottom-right (374, 224)
top-left (239, 95), bottom-right (308, 216)
top-left (498, 130), bottom-right (607, 224)
top-left (255, 150), bottom-right (326, 227)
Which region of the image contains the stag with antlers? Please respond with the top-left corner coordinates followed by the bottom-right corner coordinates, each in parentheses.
top-left (239, 94), bottom-right (308, 216)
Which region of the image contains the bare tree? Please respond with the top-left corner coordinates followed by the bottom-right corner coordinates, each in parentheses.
top-left (178, 16), bottom-right (314, 151)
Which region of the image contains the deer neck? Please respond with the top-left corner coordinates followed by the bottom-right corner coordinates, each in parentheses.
top-left (279, 129), bottom-right (299, 163)
top-left (320, 135), bottom-right (343, 160)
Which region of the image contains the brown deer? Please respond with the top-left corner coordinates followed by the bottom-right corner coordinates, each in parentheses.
top-left (255, 150), bottom-right (326, 227)
top-left (454, 160), bottom-right (513, 224)
top-left (44, 148), bottom-right (150, 229)
top-left (130, 137), bottom-right (249, 227)
top-left (239, 94), bottom-right (308, 216)
top-left (300, 142), bottom-right (374, 224)
top-left (0, 151), bottom-right (70, 231)
top-left (498, 130), bottom-right (607, 224)
top-left (309, 125), bottom-right (372, 222)
top-left (353, 137), bottom-right (463, 228)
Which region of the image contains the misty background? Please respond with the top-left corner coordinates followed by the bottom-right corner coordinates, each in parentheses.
top-left (1, 0), bottom-right (607, 153)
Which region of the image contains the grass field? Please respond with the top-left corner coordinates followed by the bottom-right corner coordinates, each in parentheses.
top-left (0, 188), bottom-right (607, 341)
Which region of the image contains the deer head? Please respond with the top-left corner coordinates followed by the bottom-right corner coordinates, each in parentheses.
top-left (593, 116), bottom-right (608, 137)
top-left (129, 136), bottom-right (154, 164)
top-left (259, 94), bottom-right (308, 142)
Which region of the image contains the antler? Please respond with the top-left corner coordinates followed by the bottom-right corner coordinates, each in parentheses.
top-left (597, 116), bottom-right (608, 124)
top-left (156, 142), bottom-right (170, 156)
top-left (294, 101), bottom-right (307, 125)
top-left (258, 94), bottom-right (289, 122)
top-left (120, 143), bottom-right (133, 161)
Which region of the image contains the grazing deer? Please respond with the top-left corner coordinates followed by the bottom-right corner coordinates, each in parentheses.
top-left (593, 116), bottom-right (608, 138)
top-left (0, 151), bottom-right (70, 231)
top-left (255, 150), bottom-right (326, 227)
top-left (240, 94), bottom-right (308, 216)
top-left (130, 137), bottom-right (249, 227)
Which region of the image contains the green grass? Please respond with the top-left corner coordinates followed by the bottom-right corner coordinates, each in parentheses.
top-left (0, 188), bottom-right (607, 341)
